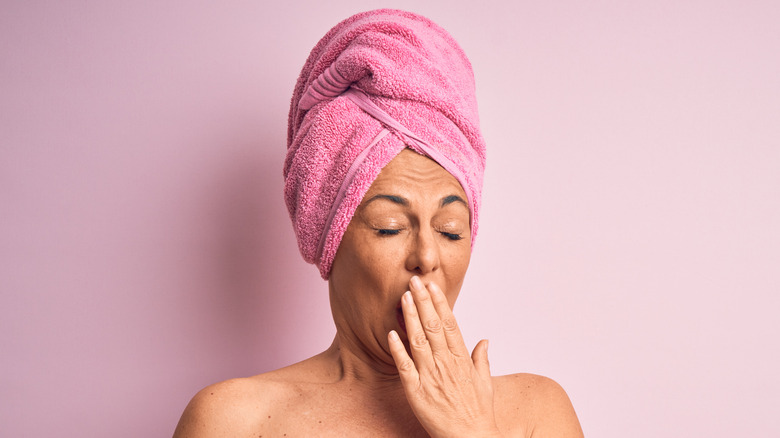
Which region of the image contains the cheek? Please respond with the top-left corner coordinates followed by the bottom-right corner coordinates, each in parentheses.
top-left (442, 245), bottom-right (471, 304)
top-left (445, 241), bottom-right (471, 273)
top-left (334, 235), bottom-right (400, 292)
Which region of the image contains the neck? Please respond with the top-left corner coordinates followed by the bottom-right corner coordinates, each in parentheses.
top-left (324, 334), bottom-right (406, 393)
top-left (320, 335), bottom-right (425, 435)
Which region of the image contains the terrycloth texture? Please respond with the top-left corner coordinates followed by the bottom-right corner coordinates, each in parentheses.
top-left (285, 9), bottom-right (486, 279)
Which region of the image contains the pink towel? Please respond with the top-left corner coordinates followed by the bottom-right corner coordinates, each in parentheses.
top-left (284, 9), bottom-right (486, 279)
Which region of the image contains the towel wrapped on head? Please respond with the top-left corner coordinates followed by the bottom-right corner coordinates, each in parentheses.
top-left (284, 9), bottom-right (486, 279)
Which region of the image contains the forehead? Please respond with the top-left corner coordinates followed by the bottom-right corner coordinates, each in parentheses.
top-left (365, 149), bottom-right (467, 200)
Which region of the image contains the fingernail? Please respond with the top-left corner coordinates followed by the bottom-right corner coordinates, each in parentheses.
top-left (403, 291), bottom-right (412, 303)
top-left (411, 276), bottom-right (423, 289)
top-left (389, 330), bottom-right (399, 342)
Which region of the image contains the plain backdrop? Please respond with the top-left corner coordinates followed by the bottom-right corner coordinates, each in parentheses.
top-left (2, 1), bottom-right (778, 437)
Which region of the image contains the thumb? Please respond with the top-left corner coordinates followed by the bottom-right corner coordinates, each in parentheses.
top-left (471, 339), bottom-right (491, 378)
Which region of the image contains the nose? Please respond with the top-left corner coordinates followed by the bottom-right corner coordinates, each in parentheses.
top-left (405, 228), bottom-right (440, 275)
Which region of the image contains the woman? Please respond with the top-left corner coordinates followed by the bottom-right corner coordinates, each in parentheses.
top-left (174, 9), bottom-right (582, 437)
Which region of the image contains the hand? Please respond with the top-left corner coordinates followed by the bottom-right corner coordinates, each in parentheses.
top-left (388, 276), bottom-right (502, 438)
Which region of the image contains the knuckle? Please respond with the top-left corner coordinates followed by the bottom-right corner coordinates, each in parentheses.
top-left (424, 318), bottom-right (442, 333)
top-left (398, 358), bottom-right (416, 372)
top-left (441, 317), bottom-right (458, 332)
top-left (411, 333), bottom-right (429, 349)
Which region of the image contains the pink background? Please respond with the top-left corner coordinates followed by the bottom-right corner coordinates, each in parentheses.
top-left (2, 1), bottom-right (778, 437)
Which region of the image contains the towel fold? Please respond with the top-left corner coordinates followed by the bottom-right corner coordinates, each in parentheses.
top-left (284, 9), bottom-right (486, 279)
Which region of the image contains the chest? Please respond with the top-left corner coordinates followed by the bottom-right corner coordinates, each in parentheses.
top-left (259, 389), bottom-right (430, 437)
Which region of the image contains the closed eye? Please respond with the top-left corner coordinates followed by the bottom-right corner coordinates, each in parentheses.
top-left (440, 232), bottom-right (463, 241)
top-left (377, 229), bottom-right (401, 236)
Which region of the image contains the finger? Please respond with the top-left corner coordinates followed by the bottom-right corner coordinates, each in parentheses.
top-left (401, 291), bottom-right (436, 371)
top-left (427, 281), bottom-right (470, 356)
top-left (387, 330), bottom-right (420, 388)
top-left (471, 339), bottom-right (492, 380)
top-left (408, 276), bottom-right (450, 353)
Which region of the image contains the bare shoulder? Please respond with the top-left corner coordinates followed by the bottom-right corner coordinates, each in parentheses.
top-left (172, 356), bottom-right (330, 438)
top-left (172, 376), bottom-right (276, 438)
top-left (493, 373), bottom-right (584, 438)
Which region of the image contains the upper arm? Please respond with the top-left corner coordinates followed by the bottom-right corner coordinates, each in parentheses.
top-left (494, 374), bottom-right (583, 438)
top-left (528, 376), bottom-right (583, 438)
top-left (172, 379), bottom-right (264, 438)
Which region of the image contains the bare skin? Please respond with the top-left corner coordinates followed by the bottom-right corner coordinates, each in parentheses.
top-left (173, 149), bottom-right (583, 437)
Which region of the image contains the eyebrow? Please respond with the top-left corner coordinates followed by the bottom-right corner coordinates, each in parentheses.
top-left (364, 194), bottom-right (409, 206)
top-left (441, 195), bottom-right (468, 208)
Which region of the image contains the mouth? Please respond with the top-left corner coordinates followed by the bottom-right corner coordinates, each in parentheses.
top-left (395, 302), bottom-right (406, 334)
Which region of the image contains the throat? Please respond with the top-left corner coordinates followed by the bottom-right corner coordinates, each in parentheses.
top-left (327, 335), bottom-right (405, 389)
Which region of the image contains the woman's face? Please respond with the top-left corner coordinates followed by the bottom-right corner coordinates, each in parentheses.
top-left (329, 148), bottom-right (472, 359)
